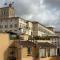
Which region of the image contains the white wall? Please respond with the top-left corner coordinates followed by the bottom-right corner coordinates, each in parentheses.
top-left (0, 18), bottom-right (18, 32)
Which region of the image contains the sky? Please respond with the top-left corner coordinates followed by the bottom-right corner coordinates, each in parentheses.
top-left (0, 0), bottom-right (60, 31)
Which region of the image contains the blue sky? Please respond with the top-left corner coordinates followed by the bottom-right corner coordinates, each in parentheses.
top-left (0, 0), bottom-right (60, 31)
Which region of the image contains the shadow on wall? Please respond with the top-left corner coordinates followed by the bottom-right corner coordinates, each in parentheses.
top-left (4, 47), bottom-right (9, 60)
top-left (4, 41), bottom-right (22, 60)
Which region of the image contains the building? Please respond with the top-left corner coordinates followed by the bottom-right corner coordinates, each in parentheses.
top-left (0, 4), bottom-right (32, 41)
top-left (0, 4), bottom-right (26, 33)
top-left (0, 4), bottom-right (56, 41)
top-left (26, 21), bottom-right (33, 36)
top-left (32, 21), bottom-right (55, 37)
top-left (0, 32), bottom-right (59, 60)
top-left (55, 31), bottom-right (60, 37)
top-left (47, 27), bottom-right (55, 31)
top-left (0, 4), bottom-right (15, 18)
top-left (0, 3), bottom-right (60, 60)
top-left (0, 3), bottom-right (56, 39)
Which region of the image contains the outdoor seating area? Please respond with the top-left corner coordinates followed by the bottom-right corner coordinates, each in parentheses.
top-left (18, 40), bottom-right (57, 58)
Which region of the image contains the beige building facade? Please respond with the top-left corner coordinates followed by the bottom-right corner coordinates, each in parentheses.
top-left (0, 4), bottom-right (15, 18)
top-left (0, 3), bottom-right (60, 60)
top-left (0, 4), bottom-right (26, 34)
top-left (0, 4), bottom-right (56, 37)
top-left (32, 21), bottom-right (55, 37)
top-left (0, 33), bottom-right (60, 60)
top-left (0, 33), bottom-right (13, 60)
top-left (0, 17), bottom-right (26, 33)
top-left (0, 4), bottom-right (57, 40)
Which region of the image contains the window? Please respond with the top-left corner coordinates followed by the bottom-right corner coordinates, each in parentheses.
top-left (0, 25), bottom-right (1, 28)
top-left (19, 28), bottom-right (21, 30)
top-left (14, 30), bottom-right (17, 31)
top-left (5, 25), bottom-right (8, 28)
top-left (4, 11), bottom-right (5, 15)
top-left (3, 10), bottom-right (5, 16)
top-left (20, 24), bottom-right (22, 28)
top-left (1, 25), bottom-right (3, 28)
top-left (10, 25), bottom-right (13, 28)
top-left (9, 30), bottom-right (12, 32)
top-left (15, 24), bottom-right (17, 27)
top-left (20, 24), bottom-right (21, 28)
top-left (11, 19), bottom-right (12, 22)
top-left (0, 20), bottom-right (2, 22)
top-left (0, 25), bottom-right (3, 28)
top-left (24, 25), bottom-right (26, 28)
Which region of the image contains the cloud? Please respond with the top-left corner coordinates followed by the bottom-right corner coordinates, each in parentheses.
top-left (44, 0), bottom-right (60, 9)
top-left (0, 0), bottom-right (60, 31)
top-left (14, 0), bottom-right (40, 16)
top-left (0, 0), bottom-right (5, 7)
top-left (42, 0), bottom-right (60, 30)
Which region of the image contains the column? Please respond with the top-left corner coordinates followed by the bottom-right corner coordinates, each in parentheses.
top-left (32, 45), bottom-right (39, 60)
top-left (46, 48), bottom-right (50, 57)
top-left (44, 48), bottom-right (46, 57)
top-left (48, 48), bottom-right (50, 57)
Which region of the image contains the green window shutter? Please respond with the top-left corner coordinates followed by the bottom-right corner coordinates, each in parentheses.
top-left (9, 34), bottom-right (18, 40)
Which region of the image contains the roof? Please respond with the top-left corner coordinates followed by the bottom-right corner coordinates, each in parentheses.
top-left (0, 17), bottom-right (19, 19)
top-left (18, 41), bottom-right (56, 48)
top-left (0, 17), bottom-right (27, 22)
top-left (18, 41), bottom-right (35, 47)
top-left (7, 31), bottom-right (17, 35)
top-left (37, 42), bottom-right (56, 48)
top-left (55, 31), bottom-right (60, 33)
top-left (41, 35), bottom-right (59, 38)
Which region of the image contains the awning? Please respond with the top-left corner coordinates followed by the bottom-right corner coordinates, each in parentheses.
top-left (18, 41), bottom-right (56, 48)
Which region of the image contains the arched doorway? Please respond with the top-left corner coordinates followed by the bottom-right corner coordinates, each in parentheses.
top-left (9, 56), bottom-right (16, 60)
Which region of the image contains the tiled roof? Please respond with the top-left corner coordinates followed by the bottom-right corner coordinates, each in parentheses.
top-left (37, 42), bottom-right (56, 48)
top-left (0, 17), bottom-right (19, 19)
top-left (18, 41), bottom-right (56, 48)
top-left (40, 36), bottom-right (59, 38)
top-left (18, 41), bottom-right (35, 47)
